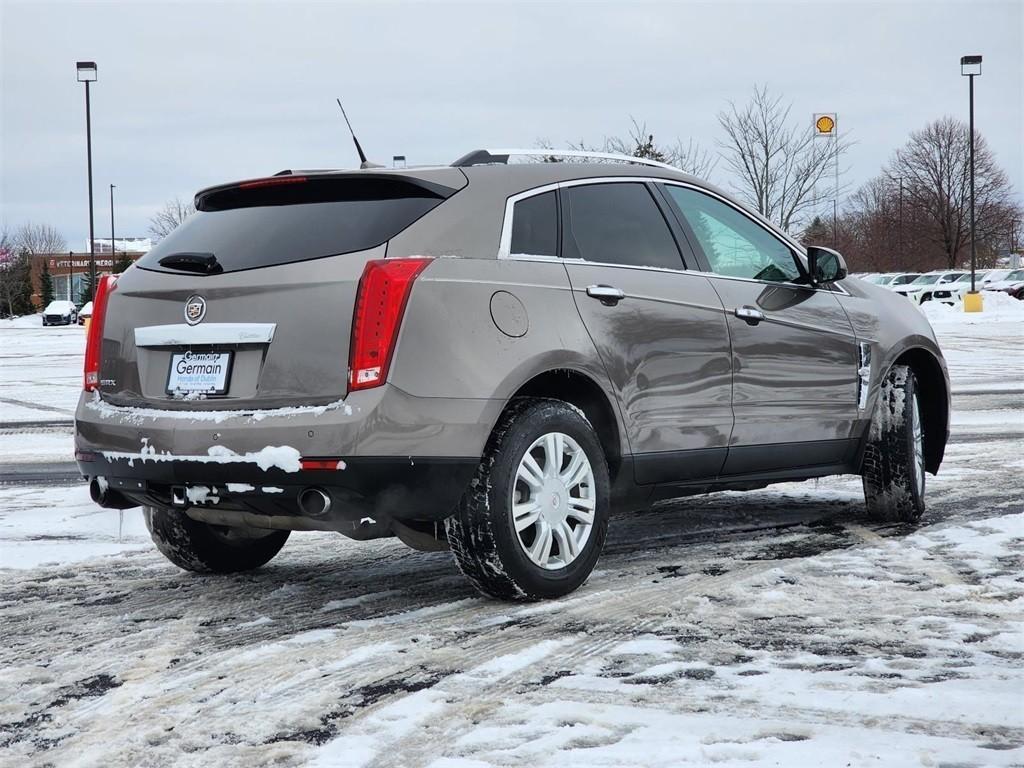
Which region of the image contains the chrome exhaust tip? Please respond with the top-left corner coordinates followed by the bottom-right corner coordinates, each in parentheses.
top-left (297, 487), bottom-right (332, 518)
top-left (89, 476), bottom-right (106, 504)
top-left (89, 476), bottom-right (138, 509)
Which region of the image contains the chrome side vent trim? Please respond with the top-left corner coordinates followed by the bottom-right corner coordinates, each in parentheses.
top-left (857, 342), bottom-right (872, 411)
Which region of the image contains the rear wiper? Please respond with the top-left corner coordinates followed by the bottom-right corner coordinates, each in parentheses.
top-left (157, 252), bottom-right (223, 275)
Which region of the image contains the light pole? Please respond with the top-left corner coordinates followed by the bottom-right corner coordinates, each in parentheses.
top-left (888, 175), bottom-right (905, 260)
top-left (897, 176), bottom-right (904, 257)
top-left (109, 184), bottom-right (116, 267)
top-left (76, 61), bottom-right (98, 302)
top-left (961, 54), bottom-right (983, 312)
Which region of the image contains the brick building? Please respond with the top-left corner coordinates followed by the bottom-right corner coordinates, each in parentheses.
top-left (29, 250), bottom-right (145, 308)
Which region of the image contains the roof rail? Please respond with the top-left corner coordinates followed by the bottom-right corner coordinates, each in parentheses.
top-left (452, 148), bottom-right (680, 172)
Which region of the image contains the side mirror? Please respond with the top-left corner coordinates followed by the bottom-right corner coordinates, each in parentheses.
top-left (806, 246), bottom-right (848, 285)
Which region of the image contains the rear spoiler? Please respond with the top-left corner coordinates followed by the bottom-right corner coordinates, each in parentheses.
top-left (195, 172), bottom-right (463, 212)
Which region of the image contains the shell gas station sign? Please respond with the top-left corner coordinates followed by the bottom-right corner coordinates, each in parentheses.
top-left (814, 113), bottom-right (837, 137)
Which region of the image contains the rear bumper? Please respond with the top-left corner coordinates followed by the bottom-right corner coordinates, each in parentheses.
top-left (74, 383), bottom-right (501, 521)
top-left (75, 452), bottom-right (477, 521)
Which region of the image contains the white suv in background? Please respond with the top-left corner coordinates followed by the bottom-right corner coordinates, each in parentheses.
top-left (892, 271), bottom-right (966, 304)
top-left (862, 273), bottom-right (923, 289)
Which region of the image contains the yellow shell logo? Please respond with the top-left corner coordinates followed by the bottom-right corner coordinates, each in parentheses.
top-left (815, 115), bottom-right (836, 135)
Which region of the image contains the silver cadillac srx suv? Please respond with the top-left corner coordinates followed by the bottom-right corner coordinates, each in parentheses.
top-left (75, 149), bottom-right (949, 600)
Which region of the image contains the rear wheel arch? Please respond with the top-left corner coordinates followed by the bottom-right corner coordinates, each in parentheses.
top-left (504, 368), bottom-right (624, 482)
top-left (884, 348), bottom-right (948, 474)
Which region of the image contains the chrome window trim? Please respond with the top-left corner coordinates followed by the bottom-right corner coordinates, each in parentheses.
top-left (498, 182), bottom-right (561, 259)
top-left (135, 323), bottom-right (277, 347)
top-left (498, 176), bottom-right (850, 296)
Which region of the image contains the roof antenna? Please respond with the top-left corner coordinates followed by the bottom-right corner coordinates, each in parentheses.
top-left (336, 98), bottom-right (383, 169)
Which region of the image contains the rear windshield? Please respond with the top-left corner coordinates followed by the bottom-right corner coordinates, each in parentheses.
top-left (137, 177), bottom-right (450, 274)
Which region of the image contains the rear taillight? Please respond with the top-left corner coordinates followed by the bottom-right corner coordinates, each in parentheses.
top-left (348, 258), bottom-right (432, 391)
top-left (83, 274), bottom-right (117, 391)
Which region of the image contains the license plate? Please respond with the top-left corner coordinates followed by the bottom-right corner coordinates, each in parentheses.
top-left (166, 351), bottom-right (233, 395)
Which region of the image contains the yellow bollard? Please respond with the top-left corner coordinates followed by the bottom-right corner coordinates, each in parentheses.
top-left (963, 291), bottom-right (984, 313)
top-left (83, 316), bottom-right (91, 332)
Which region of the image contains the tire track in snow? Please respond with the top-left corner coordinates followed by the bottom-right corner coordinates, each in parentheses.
top-left (2, 437), bottom-right (1020, 766)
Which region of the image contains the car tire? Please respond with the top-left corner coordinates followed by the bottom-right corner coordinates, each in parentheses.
top-left (144, 506), bottom-right (290, 573)
top-left (445, 398), bottom-right (610, 601)
top-left (862, 364), bottom-right (926, 523)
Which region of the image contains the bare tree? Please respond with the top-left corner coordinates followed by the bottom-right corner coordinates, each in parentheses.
top-left (837, 122), bottom-right (1021, 274)
top-left (603, 119), bottom-right (719, 178)
top-left (148, 197), bottom-right (196, 240)
top-left (538, 118), bottom-right (718, 178)
top-left (888, 116), bottom-right (1019, 269)
top-left (668, 137), bottom-right (719, 180)
top-left (15, 222), bottom-right (66, 254)
top-left (718, 85), bottom-right (849, 233)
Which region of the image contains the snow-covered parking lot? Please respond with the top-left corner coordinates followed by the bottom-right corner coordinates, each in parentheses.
top-left (1, 297), bottom-right (1022, 767)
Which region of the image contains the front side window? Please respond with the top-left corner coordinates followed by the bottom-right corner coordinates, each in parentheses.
top-left (510, 191), bottom-right (558, 257)
top-left (663, 185), bottom-right (801, 283)
top-left (563, 182), bottom-right (683, 270)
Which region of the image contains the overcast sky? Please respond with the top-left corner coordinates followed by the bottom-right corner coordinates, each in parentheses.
top-left (1, 0), bottom-right (1021, 248)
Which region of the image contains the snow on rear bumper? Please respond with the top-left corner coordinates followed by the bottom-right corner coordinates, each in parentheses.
top-left (74, 384), bottom-right (499, 520)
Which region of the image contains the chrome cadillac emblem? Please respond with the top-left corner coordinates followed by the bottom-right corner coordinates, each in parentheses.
top-left (184, 295), bottom-right (207, 325)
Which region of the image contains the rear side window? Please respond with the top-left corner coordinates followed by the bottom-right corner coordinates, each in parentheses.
top-left (510, 191), bottom-right (558, 257)
top-left (563, 183), bottom-right (683, 270)
top-left (137, 177), bottom-right (450, 274)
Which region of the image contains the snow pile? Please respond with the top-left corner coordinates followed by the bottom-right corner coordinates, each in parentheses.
top-left (0, 314), bottom-right (54, 329)
top-left (921, 289), bottom-right (1024, 326)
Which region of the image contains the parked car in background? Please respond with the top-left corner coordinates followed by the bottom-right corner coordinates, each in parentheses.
top-left (1007, 283), bottom-right (1024, 301)
top-left (77, 301), bottom-right (94, 325)
top-left (978, 268), bottom-right (1012, 287)
top-left (984, 269), bottom-right (1024, 293)
top-left (922, 272), bottom-right (979, 305)
top-left (42, 300), bottom-right (78, 326)
top-left (865, 272), bottom-right (923, 288)
top-left (892, 271), bottom-right (966, 304)
top-left (887, 272), bottom-right (923, 288)
top-left (74, 150), bottom-right (950, 600)
top-left (862, 274), bottom-right (892, 285)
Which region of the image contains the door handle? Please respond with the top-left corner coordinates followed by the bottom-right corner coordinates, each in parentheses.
top-left (586, 285), bottom-right (626, 306)
top-left (734, 306), bottom-right (766, 326)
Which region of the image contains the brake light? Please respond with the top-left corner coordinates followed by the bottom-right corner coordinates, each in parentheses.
top-left (348, 258), bottom-right (432, 391)
top-left (237, 176), bottom-right (307, 189)
top-left (83, 274), bottom-right (117, 391)
top-left (300, 458), bottom-right (347, 471)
